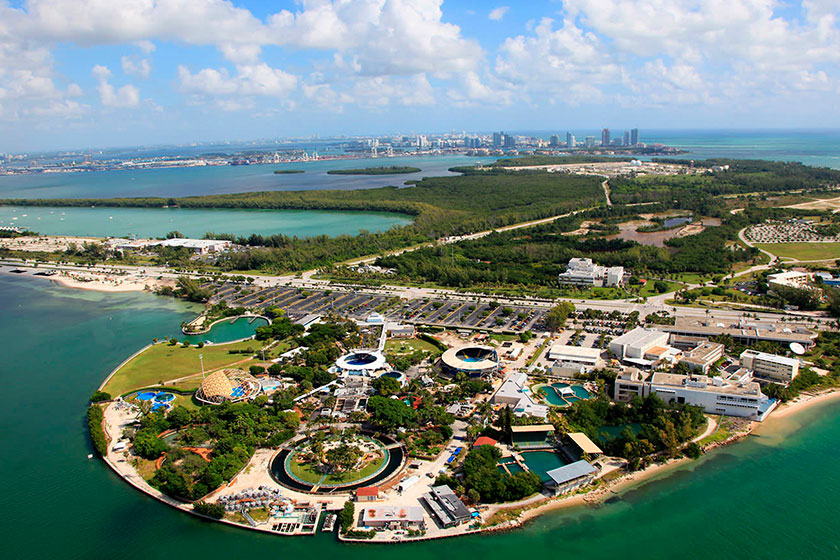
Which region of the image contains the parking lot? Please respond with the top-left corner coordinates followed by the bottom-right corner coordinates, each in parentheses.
top-left (207, 282), bottom-right (548, 333)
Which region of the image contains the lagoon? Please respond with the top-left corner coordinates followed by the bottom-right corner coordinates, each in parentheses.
top-left (0, 205), bottom-right (412, 238)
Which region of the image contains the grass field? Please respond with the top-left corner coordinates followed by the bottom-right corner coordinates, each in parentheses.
top-left (287, 454), bottom-right (386, 485)
top-left (384, 338), bottom-right (439, 354)
top-left (754, 242), bottom-right (840, 261)
top-left (103, 339), bottom-right (263, 396)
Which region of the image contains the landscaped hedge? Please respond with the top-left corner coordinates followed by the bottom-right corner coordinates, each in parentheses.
top-left (418, 332), bottom-right (448, 351)
top-left (87, 405), bottom-right (108, 457)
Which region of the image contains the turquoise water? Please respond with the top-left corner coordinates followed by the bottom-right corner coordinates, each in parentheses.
top-left (0, 155), bottom-right (495, 199)
top-left (5, 267), bottom-right (840, 557)
top-left (520, 451), bottom-right (568, 482)
top-left (538, 383), bottom-right (592, 407)
top-left (0, 205), bottom-right (411, 238)
top-left (179, 316), bottom-right (268, 345)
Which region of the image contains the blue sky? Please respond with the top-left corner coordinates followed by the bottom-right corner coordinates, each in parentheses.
top-left (0, 0), bottom-right (839, 151)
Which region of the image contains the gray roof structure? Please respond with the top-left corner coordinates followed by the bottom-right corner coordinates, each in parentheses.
top-left (546, 460), bottom-right (596, 486)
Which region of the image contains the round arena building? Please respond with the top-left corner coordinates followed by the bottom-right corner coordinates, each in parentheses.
top-left (333, 350), bottom-right (389, 377)
top-left (440, 345), bottom-right (499, 377)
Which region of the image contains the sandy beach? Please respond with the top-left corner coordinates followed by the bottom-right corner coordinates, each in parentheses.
top-left (51, 270), bottom-right (173, 293)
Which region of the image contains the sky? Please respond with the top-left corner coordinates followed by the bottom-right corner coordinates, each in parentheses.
top-left (1, 0), bottom-right (839, 152)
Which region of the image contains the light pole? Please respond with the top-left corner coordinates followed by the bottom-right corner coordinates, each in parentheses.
top-left (199, 354), bottom-right (205, 380)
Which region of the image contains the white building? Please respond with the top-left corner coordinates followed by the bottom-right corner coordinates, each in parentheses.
top-left (547, 344), bottom-right (602, 367)
top-left (156, 238), bottom-right (232, 254)
top-left (740, 349), bottom-right (800, 384)
top-left (609, 327), bottom-right (670, 361)
top-left (361, 506), bottom-right (425, 530)
top-left (768, 271), bottom-right (812, 291)
top-left (492, 371), bottom-right (548, 419)
top-left (680, 341), bottom-right (725, 374)
top-left (558, 258), bottom-right (624, 287)
top-left (614, 370), bottom-right (778, 421)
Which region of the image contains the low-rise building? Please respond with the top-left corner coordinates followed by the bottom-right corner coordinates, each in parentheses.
top-left (511, 424), bottom-right (555, 449)
top-left (681, 341), bottom-right (725, 374)
top-left (614, 370), bottom-right (777, 421)
top-left (740, 349), bottom-right (800, 384)
top-left (609, 327), bottom-right (670, 362)
top-left (361, 506), bottom-right (425, 530)
top-left (492, 372), bottom-right (548, 419)
top-left (545, 460), bottom-right (597, 496)
top-left (420, 485), bottom-right (471, 528)
top-left (558, 257), bottom-right (624, 287)
top-left (547, 344), bottom-right (602, 368)
top-left (662, 318), bottom-right (817, 349)
top-left (768, 270), bottom-right (812, 291)
top-left (155, 238), bottom-right (231, 254)
top-left (355, 486), bottom-right (380, 502)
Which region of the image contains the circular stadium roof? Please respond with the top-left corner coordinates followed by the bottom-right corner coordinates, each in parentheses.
top-left (440, 345), bottom-right (499, 375)
top-left (335, 350), bottom-right (388, 374)
top-left (195, 369), bottom-right (260, 404)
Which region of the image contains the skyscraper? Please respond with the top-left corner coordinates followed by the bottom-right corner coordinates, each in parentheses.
top-left (623, 131), bottom-right (630, 146)
top-left (601, 128), bottom-right (610, 147)
top-left (550, 135), bottom-right (559, 147)
top-left (502, 134), bottom-right (515, 148)
top-left (630, 128), bottom-right (639, 146)
top-left (492, 132), bottom-right (503, 147)
top-left (566, 132), bottom-right (575, 148)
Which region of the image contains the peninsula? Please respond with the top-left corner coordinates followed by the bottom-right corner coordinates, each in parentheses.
top-left (3, 156), bottom-right (840, 542)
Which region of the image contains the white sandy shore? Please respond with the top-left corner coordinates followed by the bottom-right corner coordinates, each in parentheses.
top-left (51, 270), bottom-right (172, 293)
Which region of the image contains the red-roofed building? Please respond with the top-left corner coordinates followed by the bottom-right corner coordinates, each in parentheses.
top-left (355, 486), bottom-right (380, 502)
top-left (473, 436), bottom-right (498, 448)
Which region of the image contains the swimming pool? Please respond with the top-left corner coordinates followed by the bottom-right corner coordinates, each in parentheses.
top-left (134, 391), bottom-right (175, 411)
top-left (537, 383), bottom-right (592, 407)
top-left (520, 451), bottom-right (569, 482)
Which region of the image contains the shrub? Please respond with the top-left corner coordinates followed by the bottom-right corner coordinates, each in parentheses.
top-left (87, 405), bottom-right (108, 456)
top-left (338, 500), bottom-right (355, 533)
top-left (90, 390), bottom-right (111, 403)
top-left (193, 501), bottom-right (225, 519)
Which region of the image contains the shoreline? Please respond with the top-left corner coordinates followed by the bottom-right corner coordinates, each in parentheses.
top-left (97, 385), bottom-right (840, 544)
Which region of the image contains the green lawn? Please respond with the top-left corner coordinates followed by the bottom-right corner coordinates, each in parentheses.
top-left (384, 338), bottom-right (438, 354)
top-left (639, 280), bottom-right (684, 297)
top-left (287, 454), bottom-right (386, 485)
top-left (103, 339), bottom-right (262, 396)
top-left (754, 242), bottom-right (840, 261)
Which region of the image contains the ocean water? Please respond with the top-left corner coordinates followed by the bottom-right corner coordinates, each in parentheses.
top-left (0, 154), bottom-right (494, 200)
top-left (0, 205), bottom-right (411, 238)
top-left (2, 273), bottom-right (840, 559)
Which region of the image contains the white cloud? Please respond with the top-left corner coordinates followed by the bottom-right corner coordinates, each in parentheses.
top-left (178, 62), bottom-right (298, 108)
top-left (121, 56), bottom-right (151, 79)
top-left (93, 65), bottom-right (140, 107)
top-left (489, 7), bottom-right (509, 21)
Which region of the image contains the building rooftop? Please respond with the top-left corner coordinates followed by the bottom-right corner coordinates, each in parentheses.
top-left (611, 327), bottom-right (667, 349)
top-left (362, 506), bottom-right (424, 524)
top-left (511, 424), bottom-right (556, 433)
top-left (740, 349), bottom-right (801, 368)
top-left (546, 460), bottom-right (597, 485)
top-left (567, 432), bottom-right (603, 455)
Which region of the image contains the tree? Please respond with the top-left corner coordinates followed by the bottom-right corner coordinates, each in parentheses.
top-left (193, 501), bottom-right (225, 518)
top-left (338, 500), bottom-right (355, 533)
top-left (249, 365), bottom-right (266, 376)
top-left (372, 376), bottom-right (401, 397)
top-left (90, 390), bottom-right (111, 403)
top-left (545, 302), bottom-right (575, 332)
top-left (367, 396), bottom-right (416, 430)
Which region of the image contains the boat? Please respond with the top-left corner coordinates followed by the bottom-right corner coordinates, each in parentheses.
top-left (321, 512), bottom-right (336, 532)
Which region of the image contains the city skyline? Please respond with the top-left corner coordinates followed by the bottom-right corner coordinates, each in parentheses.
top-left (0, 0), bottom-right (839, 151)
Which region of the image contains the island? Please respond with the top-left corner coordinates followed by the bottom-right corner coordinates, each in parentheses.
top-left (326, 166), bottom-right (421, 175)
top-left (273, 169), bottom-right (306, 174)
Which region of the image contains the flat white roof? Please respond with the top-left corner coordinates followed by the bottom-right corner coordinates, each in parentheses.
top-left (611, 327), bottom-right (668, 349)
top-left (548, 344), bottom-right (601, 361)
top-left (362, 506), bottom-right (424, 523)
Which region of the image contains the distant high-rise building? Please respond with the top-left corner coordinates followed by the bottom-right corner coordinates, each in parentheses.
top-left (502, 134), bottom-right (516, 148)
top-left (601, 128), bottom-right (610, 147)
top-left (585, 136), bottom-right (596, 149)
top-left (566, 132), bottom-right (575, 148)
top-left (630, 128), bottom-right (639, 146)
top-left (492, 132), bottom-right (503, 147)
top-left (550, 135), bottom-right (560, 147)
top-left (623, 131), bottom-right (630, 146)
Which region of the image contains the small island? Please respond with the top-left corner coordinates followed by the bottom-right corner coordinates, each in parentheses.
top-left (327, 166), bottom-right (421, 175)
top-left (273, 169), bottom-right (306, 174)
